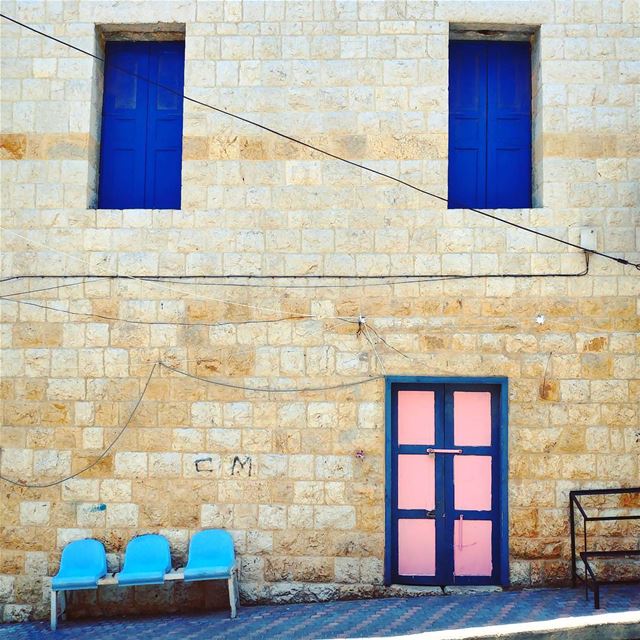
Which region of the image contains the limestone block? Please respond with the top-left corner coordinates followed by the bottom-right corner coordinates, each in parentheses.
top-left (172, 429), bottom-right (205, 451)
top-left (288, 455), bottom-right (315, 480)
top-left (100, 480), bottom-right (132, 503)
top-left (62, 479), bottom-right (100, 502)
top-left (33, 450), bottom-right (70, 476)
top-left (191, 402), bottom-right (223, 427)
top-left (334, 557), bottom-right (360, 583)
top-left (359, 557), bottom-right (384, 584)
top-left (315, 506), bottom-right (356, 530)
top-left (2, 604), bottom-right (32, 623)
top-left (201, 504), bottom-right (233, 528)
top-left (294, 481), bottom-right (324, 504)
top-left (509, 560), bottom-right (532, 587)
top-left (19, 502), bottom-right (50, 526)
top-left (286, 505), bottom-right (314, 530)
top-left (258, 505), bottom-right (287, 530)
top-left (33, 58), bottom-right (57, 78)
top-left (76, 503), bottom-right (106, 528)
top-left (0, 575), bottom-right (16, 605)
top-left (148, 453), bottom-right (182, 477)
top-left (105, 504), bottom-right (139, 528)
top-left (207, 428), bottom-right (241, 451)
top-left (590, 380), bottom-right (628, 402)
top-left (114, 452), bottom-right (148, 479)
top-left (316, 456), bottom-right (353, 480)
top-left (258, 454), bottom-right (288, 478)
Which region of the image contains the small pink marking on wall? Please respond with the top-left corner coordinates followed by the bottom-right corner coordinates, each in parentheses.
top-left (454, 391), bottom-right (492, 446)
top-left (398, 455), bottom-right (435, 510)
top-left (398, 519), bottom-right (436, 576)
top-left (454, 455), bottom-right (492, 511)
top-left (398, 390), bottom-right (435, 445)
top-left (454, 520), bottom-right (492, 576)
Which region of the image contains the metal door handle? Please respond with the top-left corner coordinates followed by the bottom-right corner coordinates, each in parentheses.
top-left (427, 448), bottom-right (462, 455)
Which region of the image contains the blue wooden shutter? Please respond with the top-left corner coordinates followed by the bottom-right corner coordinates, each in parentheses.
top-left (448, 41), bottom-right (488, 209)
top-left (486, 42), bottom-right (531, 208)
top-left (99, 42), bottom-right (150, 209)
top-left (448, 41), bottom-right (531, 209)
top-left (144, 42), bottom-right (185, 209)
top-left (98, 42), bottom-right (184, 209)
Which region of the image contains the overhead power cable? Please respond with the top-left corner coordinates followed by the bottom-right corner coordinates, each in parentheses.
top-left (0, 262), bottom-right (590, 295)
top-left (0, 228), bottom-right (356, 322)
top-left (0, 278), bottom-right (103, 296)
top-left (0, 251), bottom-right (591, 292)
top-left (0, 296), bottom-right (307, 328)
top-left (1, 13), bottom-right (638, 271)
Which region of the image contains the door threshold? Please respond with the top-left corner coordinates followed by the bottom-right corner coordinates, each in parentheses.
top-left (444, 585), bottom-right (503, 595)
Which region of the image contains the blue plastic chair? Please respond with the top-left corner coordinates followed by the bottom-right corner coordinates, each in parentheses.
top-left (50, 539), bottom-right (107, 630)
top-left (116, 534), bottom-right (172, 586)
top-left (184, 529), bottom-right (239, 617)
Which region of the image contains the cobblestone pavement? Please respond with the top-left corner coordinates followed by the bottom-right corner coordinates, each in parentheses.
top-left (2, 584), bottom-right (639, 639)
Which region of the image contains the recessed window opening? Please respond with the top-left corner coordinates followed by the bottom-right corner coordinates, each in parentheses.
top-left (96, 25), bottom-right (185, 210)
top-left (448, 26), bottom-right (539, 210)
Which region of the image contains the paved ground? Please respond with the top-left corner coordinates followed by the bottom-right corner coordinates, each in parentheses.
top-left (2, 584), bottom-right (639, 639)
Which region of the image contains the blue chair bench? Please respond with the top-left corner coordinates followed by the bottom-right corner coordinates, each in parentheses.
top-left (50, 530), bottom-right (239, 630)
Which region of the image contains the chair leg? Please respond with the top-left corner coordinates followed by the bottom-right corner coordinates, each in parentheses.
top-left (60, 590), bottom-right (67, 620)
top-left (234, 569), bottom-right (240, 609)
top-left (50, 590), bottom-right (57, 631)
top-left (228, 575), bottom-right (237, 619)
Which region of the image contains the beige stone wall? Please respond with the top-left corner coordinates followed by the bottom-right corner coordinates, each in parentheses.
top-left (1, 0), bottom-right (639, 622)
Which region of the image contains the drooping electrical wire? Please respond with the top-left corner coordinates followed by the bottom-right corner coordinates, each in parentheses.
top-left (365, 322), bottom-right (410, 359)
top-left (362, 324), bottom-right (387, 375)
top-left (0, 361), bottom-right (384, 488)
top-left (1, 13), bottom-right (638, 271)
top-left (158, 361), bottom-right (384, 392)
top-left (0, 362), bottom-right (158, 488)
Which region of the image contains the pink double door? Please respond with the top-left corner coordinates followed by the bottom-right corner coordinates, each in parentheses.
top-left (386, 381), bottom-right (507, 586)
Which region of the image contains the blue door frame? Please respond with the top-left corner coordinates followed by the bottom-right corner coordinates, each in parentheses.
top-left (384, 376), bottom-right (509, 586)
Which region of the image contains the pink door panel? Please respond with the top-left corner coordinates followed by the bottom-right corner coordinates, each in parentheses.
top-left (398, 390), bottom-right (435, 445)
top-left (453, 391), bottom-right (492, 446)
top-left (398, 455), bottom-right (435, 510)
top-left (398, 519), bottom-right (436, 576)
top-left (454, 519), bottom-right (493, 576)
top-left (454, 455), bottom-right (492, 511)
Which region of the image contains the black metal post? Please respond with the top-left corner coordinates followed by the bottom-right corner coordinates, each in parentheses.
top-left (569, 492), bottom-right (576, 587)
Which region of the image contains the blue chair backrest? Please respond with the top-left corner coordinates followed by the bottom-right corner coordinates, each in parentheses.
top-left (188, 530), bottom-right (235, 568)
top-left (122, 534), bottom-right (171, 574)
top-left (58, 538), bottom-right (107, 578)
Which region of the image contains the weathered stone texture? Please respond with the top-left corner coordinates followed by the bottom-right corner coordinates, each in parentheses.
top-left (1, 0), bottom-right (639, 623)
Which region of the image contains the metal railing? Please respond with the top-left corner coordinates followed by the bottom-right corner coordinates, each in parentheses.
top-left (569, 487), bottom-right (640, 609)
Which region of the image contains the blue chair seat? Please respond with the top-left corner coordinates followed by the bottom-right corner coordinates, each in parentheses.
top-left (117, 570), bottom-right (168, 586)
top-left (115, 534), bottom-right (172, 587)
top-left (52, 539), bottom-right (107, 592)
top-left (183, 564), bottom-right (232, 581)
top-left (52, 573), bottom-right (105, 591)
